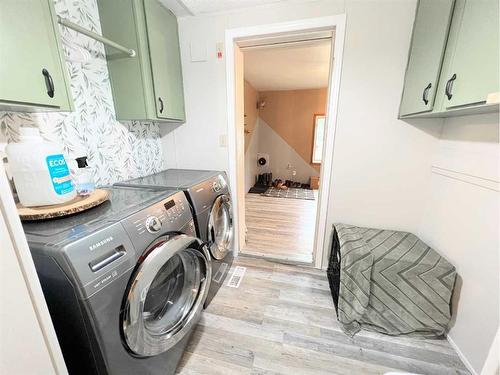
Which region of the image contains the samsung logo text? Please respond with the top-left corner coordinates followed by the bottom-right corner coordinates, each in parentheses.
top-left (89, 236), bottom-right (114, 251)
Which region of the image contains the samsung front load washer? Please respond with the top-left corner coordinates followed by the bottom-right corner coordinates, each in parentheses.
top-left (22, 187), bottom-right (211, 375)
top-left (114, 169), bottom-right (234, 307)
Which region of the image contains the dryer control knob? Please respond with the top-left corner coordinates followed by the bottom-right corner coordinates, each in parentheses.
top-left (145, 216), bottom-right (162, 233)
top-left (212, 181), bottom-right (221, 193)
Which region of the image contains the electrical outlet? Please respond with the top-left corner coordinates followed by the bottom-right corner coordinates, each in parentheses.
top-left (292, 170), bottom-right (297, 176)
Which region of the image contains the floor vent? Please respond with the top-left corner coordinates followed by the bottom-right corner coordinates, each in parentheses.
top-left (227, 266), bottom-right (246, 288)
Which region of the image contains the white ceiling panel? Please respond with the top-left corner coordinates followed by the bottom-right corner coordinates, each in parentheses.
top-left (243, 39), bottom-right (331, 91)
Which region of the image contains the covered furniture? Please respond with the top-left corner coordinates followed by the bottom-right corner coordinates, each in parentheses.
top-left (327, 223), bottom-right (456, 338)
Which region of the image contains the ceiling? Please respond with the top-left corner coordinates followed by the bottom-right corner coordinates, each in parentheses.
top-left (243, 39), bottom-right (332, 91)
top-left (160, 0), bottom-right (292, 16)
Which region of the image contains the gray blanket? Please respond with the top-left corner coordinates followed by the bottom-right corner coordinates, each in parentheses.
top-left (335, 223), bottom-right (456, 337)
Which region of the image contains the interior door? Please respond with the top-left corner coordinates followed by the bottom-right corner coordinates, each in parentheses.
top-left (208, 195), bottom-right (233, 260)
top-left (143, 0), bottom-right (185, 121)
top-left (0, 0), bottom-right (69, 109)
top-left (121, 235), bottom-right (210, 357)
top-left (444, 0), bottom-right (499, 108)
top-left (399, 0), bottom-right (455, 116)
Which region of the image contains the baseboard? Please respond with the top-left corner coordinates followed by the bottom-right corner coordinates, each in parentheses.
top-left (447, 334), bottom-right (478, 375)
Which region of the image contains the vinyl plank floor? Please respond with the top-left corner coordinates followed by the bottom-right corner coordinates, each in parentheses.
top-left (177, 256), bottom-right (470, 375)
top-left (242, 193), bottom-right (317, 263)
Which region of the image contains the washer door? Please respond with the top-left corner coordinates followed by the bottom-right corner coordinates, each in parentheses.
top-left (207, 194), bottom-right (233, 260)
top-left (121, 235), bottom-right (211, 357)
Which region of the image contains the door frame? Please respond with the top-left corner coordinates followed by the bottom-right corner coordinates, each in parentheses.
top-left (0, 164), bottom-right (68, 373)
top-left (225, 15), bottom-right (347, 269)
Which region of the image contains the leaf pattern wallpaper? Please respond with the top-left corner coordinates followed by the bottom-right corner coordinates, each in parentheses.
top-left (0, 0), bottom-right (164, 187)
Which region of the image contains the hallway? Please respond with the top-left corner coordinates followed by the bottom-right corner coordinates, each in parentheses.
top-left (241, 193), bottom-right (317, 263)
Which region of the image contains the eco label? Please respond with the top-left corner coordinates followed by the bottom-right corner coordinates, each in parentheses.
top-left (46, 154), bottom-right (74, 195)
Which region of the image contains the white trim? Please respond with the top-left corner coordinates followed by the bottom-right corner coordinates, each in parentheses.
top-left (447, 334), bottom-right (478, 375)
top-left (431, 166), bottom-right (499, 192)
top-left (224, 15), bottom-right (347, 268)
top-left (315, 17), bottom-right (346, 269)
top-left (0, 165), bottom-right (68, 374)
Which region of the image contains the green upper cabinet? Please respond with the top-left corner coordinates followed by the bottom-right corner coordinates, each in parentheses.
top-left (399, 0), bottom-right (455, 117)
top-left (97, 0), bottom-right (185, 123)
top-left (0, 0), bottom-right (73, 112)
top-left (400, 0), bottom-right (499, 118)
top-left (440, 0), bottom-right (499, 109)
top-left (144, 1), bottom-right (185, 120)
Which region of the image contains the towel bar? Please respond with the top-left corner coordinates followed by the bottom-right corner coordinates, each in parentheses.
top-left (57, 16), bottom-right (136, 57)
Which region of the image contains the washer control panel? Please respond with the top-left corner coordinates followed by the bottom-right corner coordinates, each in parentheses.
top-left (121, 191), bottom-right (193, 251)
top-left (135, 197), bottom-right (187, 235)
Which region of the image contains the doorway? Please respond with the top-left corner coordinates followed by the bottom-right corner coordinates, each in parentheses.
top-left (225, 16), bottom-right (346, 269)
top-left (241, 39), bottom-right (331, 264)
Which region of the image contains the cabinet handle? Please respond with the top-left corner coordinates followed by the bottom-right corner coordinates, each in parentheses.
top-left (445, 74), bottom-right (457, 100)
top-left (42, 68), bottom-right (55, 98)
top-left (422, 83), bottom-right (432, 105)
top-left (158, 97), bottom-right (164, 113)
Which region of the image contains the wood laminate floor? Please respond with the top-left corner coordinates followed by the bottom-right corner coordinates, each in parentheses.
top-left (242, 193), bottom-right (317, 264)
top-left (177, 256), bottom-right (469, 375)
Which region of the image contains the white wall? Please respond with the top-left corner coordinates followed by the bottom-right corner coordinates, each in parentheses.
top-left (161, 0), bottom-right (346, 171)
top-left (248, 118), bottom-right (319, 186)
top-left (326, 0), bottom-right (443, 234)
top-left (418, 113), bottom-right (499, 374)
top-left (0, 214), bottom-right (62, 375)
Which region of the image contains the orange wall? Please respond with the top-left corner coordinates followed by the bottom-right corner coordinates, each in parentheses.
top-left (258, 88), bottom-right (327, 171)
top-left (244, 81), bottom-right (259, 152)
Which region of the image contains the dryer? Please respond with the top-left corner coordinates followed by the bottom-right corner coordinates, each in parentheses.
top-left (23, 187), bottom-right (210, 375)
top-left (114, 169), bottom-right (234, 307)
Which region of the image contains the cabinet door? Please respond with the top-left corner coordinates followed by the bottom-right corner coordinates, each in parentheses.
top-left (0, 0), bottom-right (71, 109)
top-left (444, 0), bottom-right (499, 108)
top-left (144, 0), bottom-right (185, 121)
top-left (399, 0), bottom-right (455, 117)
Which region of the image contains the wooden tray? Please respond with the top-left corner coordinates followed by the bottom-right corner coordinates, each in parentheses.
top-left (17, 189), bottom-right (109, 221)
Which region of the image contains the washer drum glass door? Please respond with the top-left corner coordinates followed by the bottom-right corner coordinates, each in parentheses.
top-left (121, 235), bottom-right (211, 357)
top-left (208, 194), bottom-right (233, 260)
